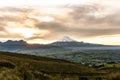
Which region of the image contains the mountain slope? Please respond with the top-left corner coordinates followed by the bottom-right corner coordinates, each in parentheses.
top-left (51, 36), bottom-right (104, 47)
top-left (0, 37), bottom-right (112, 52)
top-left (0, 52), bottom-right (105, 80)
top-left (0, 37), bottom-right (106, 54)
top-left (0, 52), bottom-right (96, 73)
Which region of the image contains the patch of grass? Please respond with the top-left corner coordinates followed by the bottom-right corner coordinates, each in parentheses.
top-left (107, 72), bottom-right (120, 80)
top-left (0, 52), bottom-right (105, 80)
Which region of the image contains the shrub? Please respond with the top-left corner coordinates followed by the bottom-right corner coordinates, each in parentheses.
top-left (107, 72), bottom-right (120, 80)
top-left (0, 61), bottom-right (15, 69)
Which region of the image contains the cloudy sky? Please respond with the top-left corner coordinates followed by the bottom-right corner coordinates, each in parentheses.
top-left (0, 0), bottom-right (120, 45)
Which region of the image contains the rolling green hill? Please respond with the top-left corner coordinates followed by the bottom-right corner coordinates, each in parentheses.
top-left (0, 52), bottom-right (110, 80)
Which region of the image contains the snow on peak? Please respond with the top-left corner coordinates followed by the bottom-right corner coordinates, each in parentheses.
top-left (58, 36), bottom-right (76, 42)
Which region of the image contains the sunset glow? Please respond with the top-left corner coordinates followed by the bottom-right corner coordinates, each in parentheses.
top-left (0, 0), bottom-right (120, 45)
top-left (8, 28), bottom-right (37, 38)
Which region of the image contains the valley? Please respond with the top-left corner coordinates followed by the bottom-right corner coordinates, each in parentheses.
top-left (0, 39), bottom-right (120, 80)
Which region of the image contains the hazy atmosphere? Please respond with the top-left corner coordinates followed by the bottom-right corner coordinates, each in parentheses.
top-left (0, 0), bottom-right (120, 45)
top-left (0, 1), bottom-right (120, 80)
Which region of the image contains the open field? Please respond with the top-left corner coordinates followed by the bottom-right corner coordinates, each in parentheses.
top-left (0, 51), bottom-right (120, 80)
top-left (0, 51), bottom-right (107, 80)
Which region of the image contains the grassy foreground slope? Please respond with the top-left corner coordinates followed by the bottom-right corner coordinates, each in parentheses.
top-left (0, 52), bottom-right (105, 80)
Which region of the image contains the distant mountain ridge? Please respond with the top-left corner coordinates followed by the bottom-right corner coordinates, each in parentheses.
top-left (0, 37), bottom-right (105, 47)
top-left (0, 40), bottom-right (28, 51)
top-left (0, 37), bottom-right (120, 65)
top-left (51, 36), bottom-right (104, 47)
top-left (0, 37), bottom-right (119, 54)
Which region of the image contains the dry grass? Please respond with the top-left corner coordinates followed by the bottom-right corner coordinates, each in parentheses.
top-left (107, 72), bottom-right (120, 80)
top-left (0, 52), bottom-right (105, 80)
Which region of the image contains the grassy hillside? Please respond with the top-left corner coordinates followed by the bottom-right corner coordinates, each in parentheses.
top-left (0, 52), bottom-right (109, 80)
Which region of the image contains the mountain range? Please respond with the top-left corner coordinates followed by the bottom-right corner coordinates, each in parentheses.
top-left (0, 37), bottom-right (105, 51)
top-left (0, 36), bottom-right (120, 64)
top-left (0, 36), bottom-right (119, 52)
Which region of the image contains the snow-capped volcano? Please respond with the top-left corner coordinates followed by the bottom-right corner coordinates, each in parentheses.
top-left (57, 36), bottom-right (76, 42)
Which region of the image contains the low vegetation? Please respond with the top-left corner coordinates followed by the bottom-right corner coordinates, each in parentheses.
top-left (0, 52), bottom-right (120, 80)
